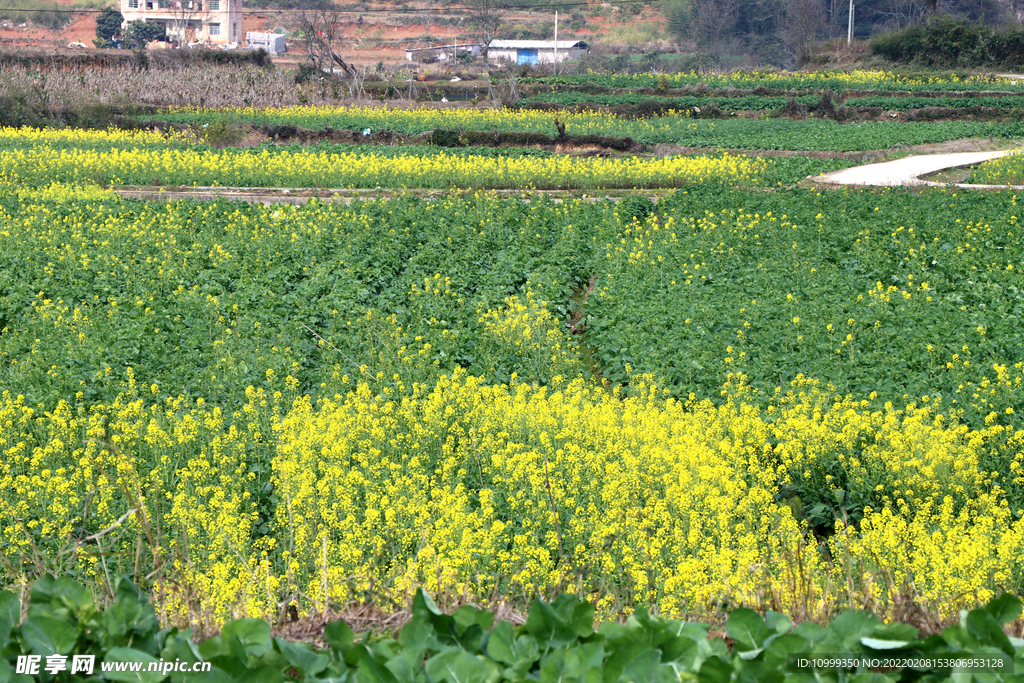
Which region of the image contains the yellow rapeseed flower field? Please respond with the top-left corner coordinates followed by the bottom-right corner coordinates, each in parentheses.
top-left (0, 130), bottom-right (763, 190)
top-left (0, 167), bottom-right (1021, 631)
top-left (1, 365), bottom-right (1021, 627)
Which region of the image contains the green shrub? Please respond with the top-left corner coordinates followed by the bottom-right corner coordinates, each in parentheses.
top-left (870, 17), bottom-right (1024, 68)
top-left (1, 575), bottom-right (1022, 682)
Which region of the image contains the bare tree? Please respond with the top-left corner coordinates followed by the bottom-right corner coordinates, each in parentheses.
top-left (423, 0), bottom-right (433, 38)
top-left (296, 8), bottom-right (348, 74)
top-left (295, 8), bottom-right (364, 98)
top-left (168, 0), bottom-right (202, 46)
top-left (871, 0), bottom-right (998, 28)
top-left (873, 0), bottom-right (926, 29)
top-left (693, 0), bottom-right (740, 52)
top-left (997, 0), bottom-right (1024, 22)
top-left (465, 0), bottom-right (507, 61)
top-left (781, 0), bottom-right (825, 62)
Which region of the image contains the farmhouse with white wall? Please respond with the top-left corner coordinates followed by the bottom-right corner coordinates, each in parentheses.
top-left (120, 0), bottom-right (242, 45)
top-left (487, 40), bottom-right (588, 65)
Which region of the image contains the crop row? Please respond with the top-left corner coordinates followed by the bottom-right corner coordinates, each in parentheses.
top-left (12, 184), bottom-right (1024, 420)
top-left (3, 350), bottom-right (1023, 627)
top-left (0, 125), bottom-right (855, 189)
top-left (148, 106), bottom-right (1024, 151)
top-left (0, 63), bottom-right (371, 112)
top-left (0, 124), bottom-right (554, 158)
top-left (0, 187), bottom-right (593, 411)
top-left (0, 145), bottom-right (766, 190)
top-left (521, 92), bottom-right (821, 109)
top-left (847, 94), bottom-right (1024, 109)
top-left (521, 91), bottom-right (1024, 111)
top-left (0, 125), bottom-right (192, 151)
top-left (586, 187), bottom-right (1024, 433)
top-left (0, 185), bottom-right (1019, 434)
top-left (524, 69), bottom-right (1024, 92)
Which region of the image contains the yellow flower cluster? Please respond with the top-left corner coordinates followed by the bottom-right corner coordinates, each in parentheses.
top-left (2, 370), bottom-right (1022, 626)
top-left (0, 125), bottom-right (185, 148)
top-left (680, 69), bottom-right (1006, 88)
top-left (966, 149), bottom-right (1024, 185)
top-left (0, 385), bottom-right (281, 625)
top-left (477, 290), bottom-right (582, 381)
top-left (0, 144), bottom-right (763, 190)
top-left (769, 374), bottom-right (1017, 512)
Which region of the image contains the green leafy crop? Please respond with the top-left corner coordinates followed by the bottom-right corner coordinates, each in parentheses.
top-left (2, 576), bottom-right (1022, 682)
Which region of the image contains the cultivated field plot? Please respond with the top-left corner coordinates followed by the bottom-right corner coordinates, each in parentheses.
top-left (522, 69), bottom-right (1024, 92)
top-left (152, 104), bottom-right (1024, 152)
top-left (0, 127), bottom-right (764, 190)
top-left (1, 69), bottom-right (1024, 668)
top-left (969, 149), bottom-right (1024, 185)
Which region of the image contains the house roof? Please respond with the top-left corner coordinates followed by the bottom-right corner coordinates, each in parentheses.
top-left (488, 40), bottom-right (588, 50)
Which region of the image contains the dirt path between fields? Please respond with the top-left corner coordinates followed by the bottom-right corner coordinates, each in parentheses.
top-left (811, 148), bottom-right (1024, 189)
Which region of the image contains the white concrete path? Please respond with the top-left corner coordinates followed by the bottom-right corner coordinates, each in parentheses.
top-left (811, 149), bottom-right (1024, 189)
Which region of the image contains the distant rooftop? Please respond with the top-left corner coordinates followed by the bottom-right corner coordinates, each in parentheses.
top-left (488, 40), bottom-right (588, 49)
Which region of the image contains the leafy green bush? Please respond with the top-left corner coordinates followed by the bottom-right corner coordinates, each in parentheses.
top-left (124, 19), bottom-right (167, 49)
top-left (871, 17), bottom-right (1024, 68)
top-left (2, 575), bottom-right (1023, 682)
top-left (94, 6), bottom-right (123, 44)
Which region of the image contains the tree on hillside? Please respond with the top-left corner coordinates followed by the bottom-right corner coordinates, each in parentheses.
top-left (1008, 0), bottom-right (1024, 21)
top-left (95, 6), bottom-right (124, 46)
top-left (692, 0), bottom-right (739, 51)
top-left (866, 0), bottom-right (1001, 30)
top-left (662, 0), bottom-right (693, 39)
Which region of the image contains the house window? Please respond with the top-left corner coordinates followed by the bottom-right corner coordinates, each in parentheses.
top-left (128, 0), bottom-right (139, 7)
top-left (209, 23), bottom-right (220, 36)
top-left (210, 0), bottom-right (219, 9)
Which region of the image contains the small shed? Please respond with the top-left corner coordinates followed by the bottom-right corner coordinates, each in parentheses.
top-left (486, 40), bottom-right (588, 65)
top-left (246, 32), bottom-right (287, 55)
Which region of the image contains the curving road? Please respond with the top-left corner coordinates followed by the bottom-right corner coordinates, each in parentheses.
top-left (811, 149), bottom-right (1024, 189)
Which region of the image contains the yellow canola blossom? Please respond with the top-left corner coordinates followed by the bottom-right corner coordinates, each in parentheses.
top-left (967, 148), bottom-right (1024, 185)
top-left (1, 370), bottom-right (1022, 627)
top-left (477, 290), bottom-right (583, 381)
top-left (0, 145), bottom-right (763, 190)
top-left (0, 125), bottom-right (186, 148)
